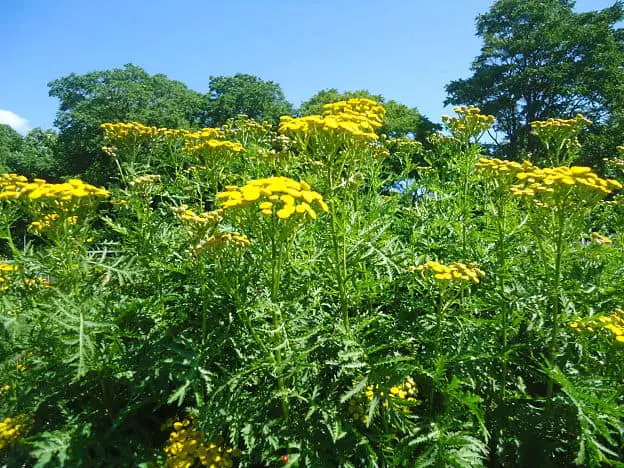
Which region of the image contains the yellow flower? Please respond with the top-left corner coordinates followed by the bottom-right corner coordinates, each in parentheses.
top-left (510, 165), bottom-right (621, 207)
top-left (591, 232), bottom-right (612, 245)
top-left (441, 106), bottom-right (495, 140)
top-left (570, 308), bottom-right (624, 344)
top-left (216, 177), bottom-right (328, 221)
top-left (0, 414), bottom-right (28, 450)
top-left (279, 98), bottom-right (385, 143)
top-left (411, 261), bottom-right (485, 285)
top-left (163, 419), bottom-right (240, 467)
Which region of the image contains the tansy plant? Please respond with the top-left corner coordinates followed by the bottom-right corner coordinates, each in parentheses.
top-left (172, 204), bottom-right (251, 346)
top-left (163, 417), bottom-right (240, 468)
top-left (280, 98), bottom-right (386, 331)
top-left (529, 114), bottom-right (591, 166)
top-left (101, 122), bottom-right (244, 189)
top-left (408, 260), bottom-right (485, 413)
top-left (0, 174), bottom-right (109, 252)
top-left (570, 307), bottom-right (624, 345)
top-left (347, 376), bottom-right (419, 426)
top-left (216, 176), bottom-right (328, 418)
top-left (439, 107), bottom-right (496, 257)
top-left (476, 157), bottom-right (534, 403)
top-left (279, 98), bottom-right (386, 195)
top-left (511, 162), bottom-right (622, 404)
top-left (0, 414), bottom-right (29, 451)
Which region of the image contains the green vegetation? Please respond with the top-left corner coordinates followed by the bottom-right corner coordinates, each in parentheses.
top-left (1, 1), bottom-right (624, 466)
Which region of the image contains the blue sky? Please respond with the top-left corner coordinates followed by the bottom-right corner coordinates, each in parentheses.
top-left (0, 0), bottom-right (617, 133)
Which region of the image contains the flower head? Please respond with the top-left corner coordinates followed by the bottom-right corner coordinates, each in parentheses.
top-left (409, 260), bottom-right (485, 285)
top-left (216, 177), bottom-right (328, 221)
top-left (510, 165), bottom-right (621, 208)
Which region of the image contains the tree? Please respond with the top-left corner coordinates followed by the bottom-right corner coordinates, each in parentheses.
top-left (299, 89), bottom-right (439, 140)
top-left (48, 64), bottom-right (207, 180)
top-left (206, 74), bottom-right (293, 126)
top-left (0, 124), bottom-right (22, 161)
top-left (445, 0), bottom-right (624, 160)
top-left (4, 128), bottom-right (62, 179)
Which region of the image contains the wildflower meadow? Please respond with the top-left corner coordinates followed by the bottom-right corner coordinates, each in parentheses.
top-left (1, 97), bottom-right (623, 467)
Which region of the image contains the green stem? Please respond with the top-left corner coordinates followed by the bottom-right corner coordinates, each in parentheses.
top-left (4, 223), bottom-right (18, 257)
top-left (327, 164), bottom-right (349, 332)
top-left (460, 145), bottom-right (473, 259)
top-left (201, 281), bottom-right (208, 345)
top-left (270, 220), bottom-right (289, 420)
top-left (495, 195), bottom-right (508, 404)
top-left (429, 290), bottom-right (445, 415)
top-left (546, 208), bottom-right (566, 406)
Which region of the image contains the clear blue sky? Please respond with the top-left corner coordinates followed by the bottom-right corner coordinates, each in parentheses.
top-left (0, 0), bottom-right (617, 133)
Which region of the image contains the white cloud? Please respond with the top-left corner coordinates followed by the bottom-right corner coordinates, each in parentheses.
top-left (0, 110), bottom-right (30, 134)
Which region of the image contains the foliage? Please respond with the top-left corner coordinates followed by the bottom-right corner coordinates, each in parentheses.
top-left (445, 0), bottom-right (624, 160)
top-left (3, 129), bottom-right (62, 179)
top-left (206, 74), bottom-right (293, 127)
top-left (1, 96), bottom-right (623, 468)
top-left (48, 64), bottom-right (207, 181)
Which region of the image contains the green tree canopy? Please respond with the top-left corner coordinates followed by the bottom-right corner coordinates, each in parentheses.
top-left (445, 0), bottom-right (624, 159)
top-left (48, 63), bottom-right (207, 180)
top-left (4, 128), bottom-right (61, 179)
top-left (299, 89), bottom-right (438, 140)
top-left (206, 73), bottom-right (293, 126)
top-left (0, 124), bottom-right (23, 155)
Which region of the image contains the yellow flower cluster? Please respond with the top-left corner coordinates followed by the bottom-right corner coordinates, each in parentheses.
top-left (475, 157), bottom-right (534, 180)
top-left (0, 414), bottom-right (27, 450)
top-left (389, 376), bottom-right (419, 402)
top-left (101, 122), bottom-right (191, 141)
top-left (184, 139), bottom-right (244, 155)
top-left (28, 213), bottom-right (78, 234)
top-left (510, 166), bottom-right (622, 201)
top-left (182, 128), bottom-right (225, 142)
top-left (590, 232), bottom-right (612, 245)
top-left (171, 205), bottom-right (248, 256)
top-left (129, 174), bottom-right (161, 187)
top-left (172, 205), bottom-right (223, 229)
top-left (323, 98), bottom-right (386, 127)
top-left (530, 114), bottom-right (591, 139)
top-left (216, 177), bottom-right (328, 220)
top-left (0, 384), bottom-right (9, 395)
top-left (190, 232), bottom-right (251, 256)
top-left (101, 122), bottom-right (244, 158)
top-left (24, 277), bottom-right (51, 289)
top-left (0, 262), bottom-right (18, 290)
top-left (570, 308), bottom-right (624, 344)
top-left (164, 419), bottom-right (240, 468)
top-left (441, 106), bottom-right (495, 139)
top-left (600, 308), bottom-right (624, 343)
top-left (181, 128), bottom-right (245, 156)
top-left (0, 174), bottom-right (109, 203)
top-left (279, 98), bottom-right (385, 142)
top-left (348, 376), bottom-right (419, 424)
top-left (409, 261), bottom-right (485, 284)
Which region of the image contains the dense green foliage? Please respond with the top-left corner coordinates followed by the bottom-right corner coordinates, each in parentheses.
top-left (445, 0), bottom-right (624, 161)
top-left (0, 126), bottom-right (62, 179)
top-left (48, 64), bottom-right (207, 181)
top-left (206, 74), bottom-right (293, 127)
top-left (1, 100), bottom-right (623, 466)
top-left (2, 2), bottom-right (624, 466)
